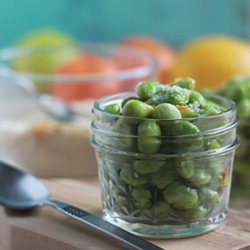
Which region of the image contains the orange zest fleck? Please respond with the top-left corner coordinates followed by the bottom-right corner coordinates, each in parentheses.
top-left (176, 105), bottom-right (188, 110)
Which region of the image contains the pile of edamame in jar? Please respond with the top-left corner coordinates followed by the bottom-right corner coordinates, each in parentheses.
top-left (98, 77), bottom-right (235, 223)
top-left (216, 74), bottom-right (250, 202)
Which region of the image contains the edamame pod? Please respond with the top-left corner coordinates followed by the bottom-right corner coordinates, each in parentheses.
top-left (136, 81), bottom-right (163, 100)
top-left (122, 99), bottom-right (154, 119)
top-left (138, 120), bottom-right (162, 153)
top-left (163, 182), bottom-right (198, 209)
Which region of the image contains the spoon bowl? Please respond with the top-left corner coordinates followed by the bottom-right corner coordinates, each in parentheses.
top-left (0, 160), bottom-right (163, 250)
top-left (11, 74), bottom-right (76, 122)
top-left (0, 160), bottom-right (50, 209)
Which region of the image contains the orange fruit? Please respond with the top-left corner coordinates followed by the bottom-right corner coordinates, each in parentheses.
top-left (120, 35), bottom-right (176, 84)
top-left (169, 35), bottom-right (250, 89)
top-left (52, 54), bottom-right (120, 102)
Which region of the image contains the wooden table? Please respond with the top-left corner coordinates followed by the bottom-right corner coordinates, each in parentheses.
top-left (0, 177), bottom-right (250, 250)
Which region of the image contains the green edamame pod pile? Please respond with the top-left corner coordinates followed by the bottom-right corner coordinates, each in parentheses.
top-left (96, 77), bottom-right (235, 223)
top-left (104, 77), bottom-right (227, 154)
top-left (217, 74), bottom-right (250, 201)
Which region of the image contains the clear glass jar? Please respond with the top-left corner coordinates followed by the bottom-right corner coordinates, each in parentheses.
top-left (90, 92), bottom-right (239, 238)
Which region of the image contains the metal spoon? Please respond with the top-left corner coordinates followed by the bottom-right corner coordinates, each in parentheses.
top-left (16, 77), bottom-right (76, 122)
top-left (0, 160), bottom-right (163, 250)
top-left (0, 65), bottom-right (75, 122)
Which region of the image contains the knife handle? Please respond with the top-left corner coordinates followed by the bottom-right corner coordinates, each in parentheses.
top-left (46, 200), bottom-right (163, 250)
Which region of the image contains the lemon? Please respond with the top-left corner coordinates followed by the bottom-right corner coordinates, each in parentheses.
top-left (14, 29), bottom-right (76, 74)
top-left (13, 29), bottom-right (78, 93)
top-left (168, 36), bottom-right (250, 89)
top-left (17, 29), bottom-right (74, 47)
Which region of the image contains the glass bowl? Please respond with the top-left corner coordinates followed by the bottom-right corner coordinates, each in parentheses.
top-left (90, 91), bottom-right (239, 238)
top-left (0, 43), bottom-right (157, 177)
top-left (0, 42), bottom-right (158, 102)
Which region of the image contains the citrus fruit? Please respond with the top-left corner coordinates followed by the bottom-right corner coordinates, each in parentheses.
top-left (168, 36), bottom-right (250, 89)
top-left (14, 29), bottom-right (76, 74)
top-left (52, 54), bottom-right (120, 102)
top-left (17, 29), bottom-right (74, 46)
top-left (13, 29), bottom-right (78, 93)
top-left (120, 35), bottom-right (176, 84)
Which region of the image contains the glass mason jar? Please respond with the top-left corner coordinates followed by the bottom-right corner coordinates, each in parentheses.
top-left (90, 91), bottom-right (239, 238)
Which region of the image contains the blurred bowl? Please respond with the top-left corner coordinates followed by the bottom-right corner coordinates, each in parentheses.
top-left (0, 43), bottom-right (158, 178)
top-left (0, 42), bottom-right (158, 101)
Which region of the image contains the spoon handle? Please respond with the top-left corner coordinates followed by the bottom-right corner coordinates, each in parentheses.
top-left (45, 200), bottom-right (163, 250)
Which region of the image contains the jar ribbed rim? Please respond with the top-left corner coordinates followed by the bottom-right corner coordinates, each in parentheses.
top-left (91, 115), bottom-right (239, 140)
top-left (90, 135), bottom-right (240, 158)
top-left (93, 91), bottom-right (236, 123)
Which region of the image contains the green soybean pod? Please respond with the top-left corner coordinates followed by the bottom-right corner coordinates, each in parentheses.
top-left (170, 77), bottom-right (196, 90)
top-left (135, 81), bottom-right (163, 100)
top-left (175, 158), bottom-right (195, 179)
top-left (122, 99), bottom-right (154, 119)
top-left (119, 167), bottom-right (150, 187)
top-left (133, 159), bottom-right (165, 175)
top-left (206, 157), bottom-right (223, 176)
top-left (205, 100), bottom-right (223, 112)
top-left (220, 75), bottom-right (250, 102)
top-left (138, 120), bottom-right (162, 154)
top-left (121, 97), bottom-right (141, 108)
top-left (150, 201), bottom-right (172, 219)
top-left (114, 195), bottom-right (130, 214)
top-left (164, 86), bottom-right (190, 105)
top-left (178, 106), bottom-right (195, 118)
top-left (132, 187), bottom-right (152, 210)
top-left (236, 98), bottom-right (250, 118)
top-left (205, 157), bottom-right (225, 193)
top-left (204, 138), bottom-right (221, 150)
top-left (152, 168), bottom-right (178, 189)
top-left (169, 120), bottom-right (203, 149)
top-left (103, 103), bottom-right (121, 114)
top-left (188, 90), bottom-right (206, 104)
top-left (113, 118), bottom-right (137, 149)
top-left (163, 182), bottom-right (198, 209)
top-left (188, 169), bottom-right (212, 188)
top-left (198, 103), bottom-right (221, 116)
top-left (152, 103), bottom-right (182, 119)
top-left (115, 117), bottom-right (137, 134)
top-left (199, 188), bottom-right (220, 205)
top-left (176, 203), bottom-right (206, 219)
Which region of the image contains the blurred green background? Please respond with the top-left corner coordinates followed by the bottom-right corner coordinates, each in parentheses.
top-left (0, 0), bottom-right (249, 48)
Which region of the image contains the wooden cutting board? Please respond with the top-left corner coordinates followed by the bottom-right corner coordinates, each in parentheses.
top-left (0, 177), bottom-right (250, 250)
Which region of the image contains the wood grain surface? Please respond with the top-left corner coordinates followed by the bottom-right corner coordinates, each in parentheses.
top-left (0, 177), bottom-right (249, 250)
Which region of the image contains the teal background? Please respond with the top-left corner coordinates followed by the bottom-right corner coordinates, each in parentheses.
top-left (0, 0), bottom-right (249, 48)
